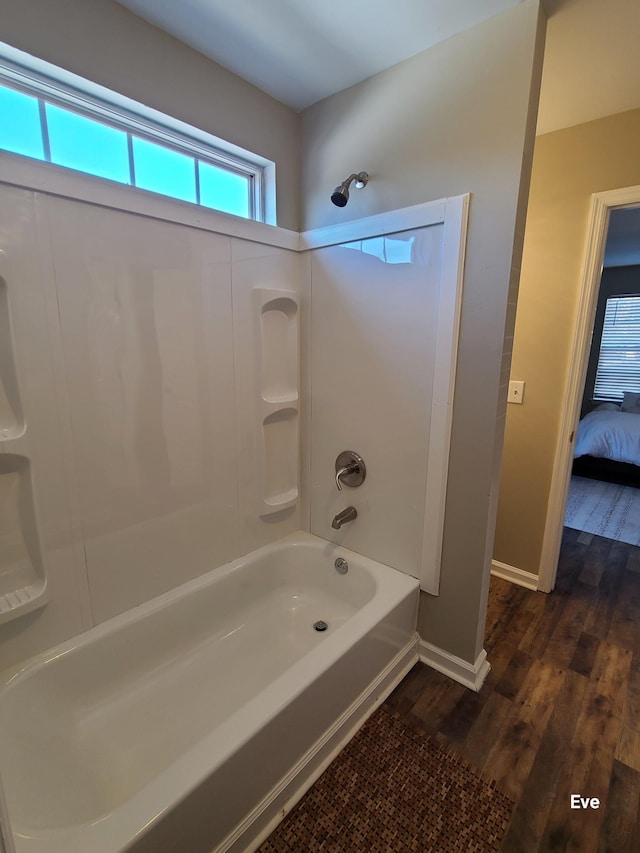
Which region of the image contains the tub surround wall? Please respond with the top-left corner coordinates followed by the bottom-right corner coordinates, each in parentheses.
top-left (302, 196), bottom-right (468, 598)
top-left (0, 280), bottom-right (24, 441)
top-left (1, 176), bottom-right (465, 670)
top-left (50, 198), bottom-right (242, 624)
top-left (301, 0), bottom-right (546, 664)
top-left (0, 186), bottom-right (92, 660)
top-left (310, 226), bottom-right (442, 576)
top-left (0, 183), bottom-right (306, 672)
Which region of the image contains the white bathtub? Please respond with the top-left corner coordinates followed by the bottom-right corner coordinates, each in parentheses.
top-left (0, 532), bottom-right (419, 853)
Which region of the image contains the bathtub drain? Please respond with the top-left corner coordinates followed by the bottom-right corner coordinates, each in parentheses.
top-left (313, 620), bottom-right (328, 632)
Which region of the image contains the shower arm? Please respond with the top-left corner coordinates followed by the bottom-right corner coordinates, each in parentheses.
top-left (343, 172), bottom-right (368, 190)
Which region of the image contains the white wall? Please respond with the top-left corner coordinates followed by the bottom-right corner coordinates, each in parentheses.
top-left (0, 182), bottom-right (306, 672)
top-left (300, 0), bottom-right (546, 663)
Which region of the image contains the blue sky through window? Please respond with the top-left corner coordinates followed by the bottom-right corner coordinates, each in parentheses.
top-left (0, 78), bottom-right (261, 220)
top-left (199, 161), bottom-right (250, 218)
top-left (46, 103), bottom-right (131, 183)
top-left (0, 84), bottom-right (44, 160)
top-left (132, 136), bottom-right (196, 203)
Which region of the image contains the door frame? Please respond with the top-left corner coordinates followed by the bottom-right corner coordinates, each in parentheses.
top-left (538, 185), bottom-right (640, 593)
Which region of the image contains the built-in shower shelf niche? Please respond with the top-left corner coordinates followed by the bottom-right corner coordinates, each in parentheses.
top-left (259, 294), bottom-right (298, 403)
top-left (0, 454), bottom-right (47, 624)
top-left (0, 274), bottom-right (26, 440)
top-left (254, 288), bottom-right (299, 516)
top-left (263, 407), bottom-right (298, 510)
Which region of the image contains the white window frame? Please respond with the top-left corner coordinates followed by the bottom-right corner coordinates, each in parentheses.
top-left (0, 42), bottom-right (274, 223)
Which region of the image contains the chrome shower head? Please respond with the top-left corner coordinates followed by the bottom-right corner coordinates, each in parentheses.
top-left (331, 183), bottom-right (350, 207)
top-left (330, 172), bottom-right (368, 207)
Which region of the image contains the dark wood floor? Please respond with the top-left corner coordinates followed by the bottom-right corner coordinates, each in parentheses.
top-left (385, 527), bottom-right (640, 852)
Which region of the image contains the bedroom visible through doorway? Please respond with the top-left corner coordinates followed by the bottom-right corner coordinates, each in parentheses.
top-left (564, 205), bottom-right (640, 548)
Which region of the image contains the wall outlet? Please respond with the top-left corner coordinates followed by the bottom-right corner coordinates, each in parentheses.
top-left (508, 380), bottom-right (525, 404)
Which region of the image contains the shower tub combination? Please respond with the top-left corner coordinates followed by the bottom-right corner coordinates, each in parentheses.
top-left (0, 532), bottom-right (419, 853)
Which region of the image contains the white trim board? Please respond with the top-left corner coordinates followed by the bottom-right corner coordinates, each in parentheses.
top-left (420, 195), bottom-right (469, 595)
top-left (491, 560), bottom-right (538, 591)
top-left (538, 185), bottom-right (640, 593)
top-left (419, 639), bottom-right (490, 693)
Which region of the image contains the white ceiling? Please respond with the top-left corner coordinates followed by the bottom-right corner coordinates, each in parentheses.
top-left (117, 0), bottom-right (640, 132)
top-left (116, 0), bottom-right (523, 111)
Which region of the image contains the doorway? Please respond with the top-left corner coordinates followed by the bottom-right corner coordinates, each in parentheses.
top-left (538, 185), bottom-right (640, 592)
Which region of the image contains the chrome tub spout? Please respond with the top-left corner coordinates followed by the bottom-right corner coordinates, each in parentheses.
top-left (332, 507), bottom-right (357, 529)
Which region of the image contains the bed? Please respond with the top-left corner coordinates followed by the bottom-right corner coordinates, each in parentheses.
top-left (573, 396), bottom-right (640, 486)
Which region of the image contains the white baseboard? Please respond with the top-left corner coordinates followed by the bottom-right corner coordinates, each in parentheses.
top-left (491, 560), bottom-right (538, 591)
top-left (224, 635), bottom-right (420, 853)
top-left (419, 640), bottom-right (490, 692)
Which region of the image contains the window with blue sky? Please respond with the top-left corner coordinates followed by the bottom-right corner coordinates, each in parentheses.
top-left (0, 78), bottom-right (258, 220)
top-left (199, 160), bottom-right (251, 219)
top-left (0, 84), bottom-right (44, 159)
top-left (46, 102), bottom-right (131, 184)
top-left (132, 136), bottom-right (196, 203)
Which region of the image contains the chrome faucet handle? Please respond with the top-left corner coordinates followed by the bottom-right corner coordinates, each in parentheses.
top-left (334, 451), bottom-right (366, 491)
top-left (335, 463), bottom-right (358, 491)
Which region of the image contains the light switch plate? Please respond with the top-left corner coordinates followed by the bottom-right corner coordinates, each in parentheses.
top-left (508, 380), bottom-right (525, 404)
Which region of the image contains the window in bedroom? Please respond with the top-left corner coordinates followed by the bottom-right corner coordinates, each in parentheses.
top-left (0, 44), bottom-right (270, 222)
top-left (593, 294), bottom-right (640, 401)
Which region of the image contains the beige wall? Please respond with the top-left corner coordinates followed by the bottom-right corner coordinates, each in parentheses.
top-left (495, 108), bottom-right (640, 576)
top-left (0, 0), bottom-right (301, 230)
top-left (301, 0), bottom-right (546, 663)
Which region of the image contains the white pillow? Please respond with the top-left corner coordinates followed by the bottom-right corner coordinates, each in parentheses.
top-left (621, 391), bottom-right (640, 414)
